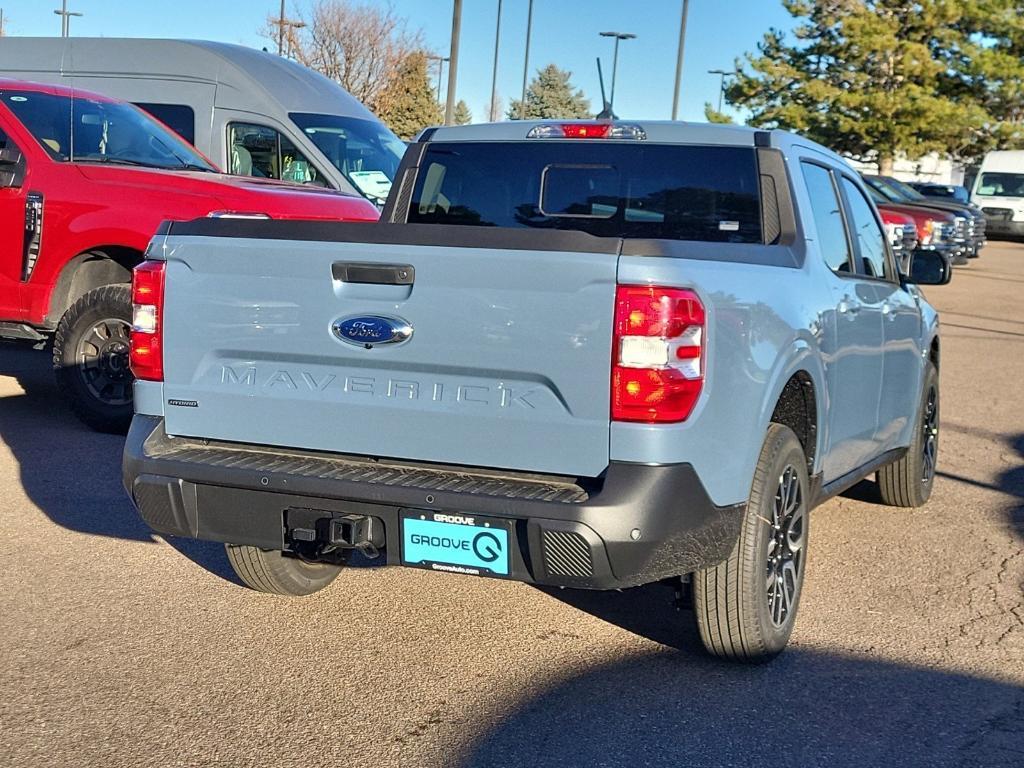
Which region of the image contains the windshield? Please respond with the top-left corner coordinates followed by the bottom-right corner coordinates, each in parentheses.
top-left (864, 176), bottom-right (907, 203)
top-left (2, 90), bottom-right (216, 171)
top-left (976, 172), bottom-right (1024, 197)
top-left (881, 176), bottom-right (927, 202)
top-left (290, 113), bottom-right (405, 204)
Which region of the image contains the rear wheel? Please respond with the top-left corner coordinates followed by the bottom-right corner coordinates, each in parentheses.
top-left (53, 284), bottom-right (134, 434)
top-left (692, 424), bottom-right (809, 662)
top-left (876, 361), bottom-right (938, 507)
top-left (225, 545), bottom-right (343, 596)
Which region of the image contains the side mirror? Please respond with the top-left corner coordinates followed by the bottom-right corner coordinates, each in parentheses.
top-left (905, 249), bottom-right (952, 286)
top-left (0, 146), bottom-right (25, 189)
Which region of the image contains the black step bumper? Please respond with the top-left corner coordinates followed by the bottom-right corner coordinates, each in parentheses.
top-left (123, 416), bottom-right (744, 590)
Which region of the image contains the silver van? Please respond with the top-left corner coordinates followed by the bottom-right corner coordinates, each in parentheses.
top-left (0, 37), bottom-right (406, 204)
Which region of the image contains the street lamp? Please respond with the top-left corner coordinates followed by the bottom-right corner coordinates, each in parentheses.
top-left (671, 0), bottom-right (690, 120)
top-left (599, 31), bottom-right (636, 108)
top-left (708, 69), bottom-right (733, 113)
top-left (54, 0), bottom-right (83, 38)
top-left (427, 55), bottom-right (451, 105)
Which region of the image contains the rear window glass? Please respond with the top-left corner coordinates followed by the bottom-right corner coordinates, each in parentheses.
top-left (408, 142), bottom-right (762, 243)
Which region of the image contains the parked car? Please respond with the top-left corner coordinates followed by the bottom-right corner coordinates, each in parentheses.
top-left (0, 38), bottom-right (407, 206)
top-left (878, 208), bottom-right (919, 273)
top-left (908, 182), bottom-right (971, 204)
top-left (864, 174), bottom-right (985, 258)
top-left (124, 121), bottom-right (948, 663)
top-left (970, 150), bottom-right (1024, 239)
top-left (866, 186), bottom-right (963, 266)
top-left (0, 79), bottom-right (378, 432)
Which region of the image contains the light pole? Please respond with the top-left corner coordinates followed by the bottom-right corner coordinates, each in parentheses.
top-left (427, 55), bottom-right (450, 105)
top-left (54, 0), bottom-right (82, 38)
top-left (444, 0), bottom-right (462, 126)
top-left (519, 0), bottom-right (534, 119)
top-left (489, 0), bottom-right (503, 121)
top-left (708, 69), bottom-right (732, 113)
top-left (599, 31), bottom-right (636, 108)
top-left (671, 0), bottom-right (690, 120)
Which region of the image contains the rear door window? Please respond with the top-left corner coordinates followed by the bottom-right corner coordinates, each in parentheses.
top-left (408, 142), bottom-right (762, 243)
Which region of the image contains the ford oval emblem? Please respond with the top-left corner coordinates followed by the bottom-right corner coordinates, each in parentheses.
top-left (331, 314), bottom-right (413, 348)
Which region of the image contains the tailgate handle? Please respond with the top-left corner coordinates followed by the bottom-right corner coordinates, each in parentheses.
top-left (332, 262), bottom-right (415, 285)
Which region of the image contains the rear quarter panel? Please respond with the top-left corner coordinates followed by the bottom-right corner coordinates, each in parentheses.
top-left (612, 254), bottom-right (830, 508)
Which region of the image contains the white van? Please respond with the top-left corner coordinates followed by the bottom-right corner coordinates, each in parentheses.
top-left (971, 150), bottom-right (1024, 238)
top-left (0, 37), bottom-right (407, 205)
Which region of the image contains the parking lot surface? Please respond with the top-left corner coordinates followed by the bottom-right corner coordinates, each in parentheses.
top-left (2, 244), bottom-right (1023, 768)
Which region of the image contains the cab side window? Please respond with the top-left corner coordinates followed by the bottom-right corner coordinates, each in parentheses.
top-left (840, 177), bottom-right (889, 279)
top-left (800, 162), bottom-right (851, 273)
top-left (227, 123), bottom-right (326, 187)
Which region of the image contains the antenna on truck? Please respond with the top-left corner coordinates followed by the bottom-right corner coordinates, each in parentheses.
top-left (596, 57), bottom-right (616, 120)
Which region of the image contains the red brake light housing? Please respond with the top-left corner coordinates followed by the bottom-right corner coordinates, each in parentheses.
top-left (130, 260), bottom-right (166, 382)
top-left (612, 285), bottom-right (705, 423)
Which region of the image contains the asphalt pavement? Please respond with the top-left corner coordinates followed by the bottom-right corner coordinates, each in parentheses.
top-left (1, 243), bottom-right (1022, 768)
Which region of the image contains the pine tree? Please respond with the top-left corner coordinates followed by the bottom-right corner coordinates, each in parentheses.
top-left (726, 0), bottom-right (991, 171)
top-left (453, 100), bottom-right (472, 126)
top-left (704, 103), bottom-right (733, 124)
top-left (374, 51), bottom-right (443, 140)
top-left (507, 64), bottom-right (591, 120)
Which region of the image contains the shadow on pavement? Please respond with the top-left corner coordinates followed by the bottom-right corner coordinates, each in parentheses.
top-left (0, 343), bottom-right (238, 584)
top-left (459, 646), bottom-right (1024, 768)
top-left (939, 422), bottom-right (1024, 542)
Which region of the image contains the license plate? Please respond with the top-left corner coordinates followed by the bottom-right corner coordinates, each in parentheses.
top-left (401, 511), bottom-right (511, 577)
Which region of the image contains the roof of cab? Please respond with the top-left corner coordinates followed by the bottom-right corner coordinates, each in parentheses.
top-left (0, 77), bottom-right (116, 101)
top-left (420, 119), bottom-right (847, 162)
top-left (0, 37), bottom-right (377, 121)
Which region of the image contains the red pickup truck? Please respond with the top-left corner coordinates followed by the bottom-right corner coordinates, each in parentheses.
top-left (0, 79), bottom-right (378, 431)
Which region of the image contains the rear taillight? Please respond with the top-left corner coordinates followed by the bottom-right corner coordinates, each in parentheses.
top-left (130, 260), bottom-right (165, 382)
top-left (612, 285), bottom-right (705, 423)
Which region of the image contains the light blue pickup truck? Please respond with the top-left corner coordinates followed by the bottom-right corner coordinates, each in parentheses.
top-left (123, 121), bottom-right (947, 662)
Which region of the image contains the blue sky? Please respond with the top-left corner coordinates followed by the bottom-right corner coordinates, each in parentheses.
top-left (0, 1), bottom-right (794, 122)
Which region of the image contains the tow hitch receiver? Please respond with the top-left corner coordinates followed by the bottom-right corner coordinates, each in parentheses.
top-left (286, 508), bottom-right (385, 558)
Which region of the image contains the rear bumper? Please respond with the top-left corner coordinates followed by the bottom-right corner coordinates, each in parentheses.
top-left (123, 416), bottom-right (744, 590)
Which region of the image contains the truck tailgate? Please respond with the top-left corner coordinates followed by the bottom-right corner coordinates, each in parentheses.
top-left (160, 229), bottom-right (618, 478)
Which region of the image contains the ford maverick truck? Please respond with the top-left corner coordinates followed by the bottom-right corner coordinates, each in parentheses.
top-left (123, 121), bottom-right (946, 662)
top-left (0, 79), bottom-right (378, 432)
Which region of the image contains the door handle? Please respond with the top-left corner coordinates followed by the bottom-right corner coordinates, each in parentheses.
top-left (837, 295), bottom-right (861, 316)
top-left (881, 301), bottom-right (896, 321)
top-left (332, 262), bottom-right (415, 285)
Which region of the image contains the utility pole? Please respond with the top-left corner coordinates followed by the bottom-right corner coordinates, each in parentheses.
top-left (0, 9), bottom-right (5, 38)
top-left (489, 0), bottom-right (503, 122)
top-left (599, 31), bottom-right (636, 108)
top-left (444, 0), bottom-right (463, 125)
top-left (519, 0), bottom-right (534, 119)
top-left (274, 0), bottom-right (305, 58)
top-left (54, 0), bottom-right (82, 38)
top-left (671, 0), bottom-right (690, 120)
top-left (708, 69), bottom-right (732, 113)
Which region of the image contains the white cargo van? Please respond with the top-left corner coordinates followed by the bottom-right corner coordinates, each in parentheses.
top-left (971, 150), bottom-right (1024, 238)
top-left (0, 37), bottom-right (406, 205)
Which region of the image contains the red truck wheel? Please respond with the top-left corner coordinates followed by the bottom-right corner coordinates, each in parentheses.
top-left (52, 285), bottom-right (134, 434)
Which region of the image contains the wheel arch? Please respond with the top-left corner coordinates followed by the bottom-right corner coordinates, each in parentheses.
top-left (45, 246), bottom-right (145, 328)
top-left (759, 344), bottom-right (826, 477)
